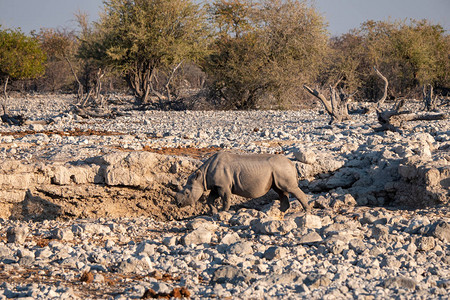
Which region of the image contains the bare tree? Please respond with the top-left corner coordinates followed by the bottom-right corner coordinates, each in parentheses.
top-left (303, 79), bottom-right (352, 124)
top-left (71, 67), bottom-right (116, 119)
top-left (164, 61), bottom-right (183, 102)
top-left (359, 66), bottom-right (389, 114)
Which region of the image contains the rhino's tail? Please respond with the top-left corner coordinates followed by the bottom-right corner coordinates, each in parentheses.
top-left (294, 161), bottom-right (300, 185)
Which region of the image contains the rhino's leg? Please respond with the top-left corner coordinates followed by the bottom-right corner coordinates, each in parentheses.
top-left (207, 189), bottom-right (219, 215)
top-left (218, 187), bottom-right (232, 211)
top-left (274, 171), bottom-right (310, 212)
top-left (289, 187), bottom-right (311, 212)
top-left (272, 186), bottom-right (290, 212)
top-left (279, 192), bottom-right (290, 212)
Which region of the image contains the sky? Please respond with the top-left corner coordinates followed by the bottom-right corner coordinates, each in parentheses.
top-left (0, 0), bottom-right (449, 36)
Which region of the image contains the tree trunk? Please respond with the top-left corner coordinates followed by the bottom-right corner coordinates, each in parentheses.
top-left (64, 56), bottom-right (84, 101)
top-left (374, 67), bottom-right (388, 107)
top-left (164, 61), bottom-right (183, 102)
top-left (1, 75), bottom-right (27, 125)
top-left (80, 88), bottom-right (94, 107)
top-left (423, 84), bottom-right (438, 111)
top-left (126, 62), bottom-right (158, 105)
top-left (93, 68), bottom-right (105, 107)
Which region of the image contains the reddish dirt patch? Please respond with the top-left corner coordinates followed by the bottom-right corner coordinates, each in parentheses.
top-left (142, 146), bottom-right (223, 159)
top-left (149, 270), bottom-right (181, 282)
top-left (80, 271), bottom-right (94, 284)
top-left (0, 129), bottom-right (124, 138)
top-left (142, 287), bottom-right (190, 299)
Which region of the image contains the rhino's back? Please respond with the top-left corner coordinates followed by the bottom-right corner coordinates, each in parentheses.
top-left (208, 152), bottom-right (284, 168)
top-left (227, 151), bottom-right (290, 163)
top-left (209, 151), bottom-right (292, 178)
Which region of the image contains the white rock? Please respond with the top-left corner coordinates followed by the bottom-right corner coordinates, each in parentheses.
top-left (221, 232), bottom-right (241, 245)
top-left (251, 218), bottom-right (297, 235)
top-left (298, 231), bottom-right (322, 244)
top-left (182, 228), bottom-right (213, 246)
top-left (293, 149), bottom-right (316, 164)
top-left (81, 223), bottom-right (111, 235)
top-left (135, 241), bottom-right (156, 257)
top-left (264, 246), bottom-right (288, 260)
top-left (228, 241), bottom-right (253, 256)
top-left (7, 226), bottom-right (28, 244)
top-left (296, 215), bottom-right (322, 229)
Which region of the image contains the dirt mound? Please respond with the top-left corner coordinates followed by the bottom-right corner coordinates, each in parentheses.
top-left (0, 150), bottom-right (265, 221)
top-left (12, 185), bottom-right (205, 221)
top-left (0, 151), bottom-right (199, 221)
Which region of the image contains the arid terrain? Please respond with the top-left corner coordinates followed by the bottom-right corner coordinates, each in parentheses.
top-left (0, 94), bottom-right (449, 299)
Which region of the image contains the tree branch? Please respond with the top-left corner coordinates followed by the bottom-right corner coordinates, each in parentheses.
top-left (303, 85), bottom-right (333, 115)
top-left (64, 56), bottom-right (83, 101)
top-left (1, 76), bottom-right (9, 115)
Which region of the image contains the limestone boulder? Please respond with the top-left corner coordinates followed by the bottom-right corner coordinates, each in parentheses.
top-left (100, 152), bottom-right (159, 188)
top-left (51, 164), bottom-right (101, 185)
top-left (251, 218), bottom-right (297, 235)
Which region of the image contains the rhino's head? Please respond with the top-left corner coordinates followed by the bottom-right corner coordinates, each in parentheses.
top-left (176, 170), bottom-right (205, 207)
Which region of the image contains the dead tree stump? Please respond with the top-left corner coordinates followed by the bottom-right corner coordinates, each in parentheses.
top-left (371, 67), bottom-right (447, 131)
top-left (375, 100), bottom-right (409, 132)
top-left (423, 84), bottom-right (439, 111)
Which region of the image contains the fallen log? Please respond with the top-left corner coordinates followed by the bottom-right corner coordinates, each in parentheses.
top-left (375, 100), bottom-right (447, 132)
top-left (1, 114), bottom-right (27, 126)
top-left (70, 105), bottom-right (125, 119)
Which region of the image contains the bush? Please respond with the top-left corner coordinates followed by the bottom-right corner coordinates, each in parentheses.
top-left (0, 26), bottom-right (46, 113)
top-left (204, 0), bottom-right (329, 109)
top-left (80, 0), bottom-right (210, 105)
top-left (329, 19), bottom-right (450, 100)
top-left (36, 28), bottom-right (79, 92)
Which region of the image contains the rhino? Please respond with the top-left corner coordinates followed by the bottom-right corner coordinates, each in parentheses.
top-left (176, 152), bottom-right (310, 214)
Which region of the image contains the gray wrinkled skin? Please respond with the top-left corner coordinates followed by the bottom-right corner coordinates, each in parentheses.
top-left (177, 152), bottom-right (311, 214)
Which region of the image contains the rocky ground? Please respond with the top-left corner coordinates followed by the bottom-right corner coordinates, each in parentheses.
top-left (0, 94), bottom-right (449, 299)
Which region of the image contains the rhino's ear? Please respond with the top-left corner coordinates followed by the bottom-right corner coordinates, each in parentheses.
top-left (195, 170), bottom-right (202, 179)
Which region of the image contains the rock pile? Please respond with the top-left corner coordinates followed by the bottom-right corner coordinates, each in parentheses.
top-left (0, 202), bottom-right (448, 299)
